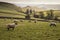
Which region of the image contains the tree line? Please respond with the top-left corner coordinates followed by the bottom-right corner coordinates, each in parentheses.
top-left (24, 9), bottom-right (59, 21)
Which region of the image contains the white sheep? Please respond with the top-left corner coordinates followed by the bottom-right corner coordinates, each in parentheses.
top-left (50, 21), bottom-right (56, 27)
top-left (7, 22), bottom-right (18, 30)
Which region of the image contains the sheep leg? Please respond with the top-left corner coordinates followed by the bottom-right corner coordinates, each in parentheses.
top-left (55, 25), bottom-right (56, 27)
top-left (54, 24), bottom-right (56, 27)
top-left (7, 28), bottom-right (9, 30)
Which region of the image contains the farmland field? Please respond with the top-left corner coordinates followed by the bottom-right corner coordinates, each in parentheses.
top-left (0, 19), bottom-right (60, 40)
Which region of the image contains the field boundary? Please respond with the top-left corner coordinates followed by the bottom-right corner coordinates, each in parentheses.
top-left (0, 16), bottom-right (53, 22)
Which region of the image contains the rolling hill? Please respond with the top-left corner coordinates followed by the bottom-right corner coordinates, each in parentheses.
top-left (0, 2), bottom-right (26, 18)
top-left (0, 2), bottom-right (60, 20)
top-left (22, 6), bottom-right (45, 12)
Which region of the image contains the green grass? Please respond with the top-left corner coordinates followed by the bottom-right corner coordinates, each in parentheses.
top-left (0, 19), bottom-right (60, 40)
top-left (0, 13), bottom-right (25, 18)
top-left (0, 9), bottom-right (26, 18)
top-left (0, 2), bottom-right (26, 18)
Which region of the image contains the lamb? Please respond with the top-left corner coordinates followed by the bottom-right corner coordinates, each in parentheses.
top-left (7, 22), bottom-right (18, 30)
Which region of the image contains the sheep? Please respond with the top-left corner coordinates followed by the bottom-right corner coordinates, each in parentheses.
top-left (50, 21), bottom-right (56, 27)
top-left (7, 22), bottom-right (18, 30)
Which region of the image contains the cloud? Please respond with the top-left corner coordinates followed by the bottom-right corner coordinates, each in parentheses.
top-left (0, 0), bottom-right (60, 10)
top-left (0, 0), bottom-right (60, 4)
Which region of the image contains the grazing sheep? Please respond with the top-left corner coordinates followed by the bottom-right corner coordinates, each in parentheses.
top-left (7, 22), bottom-right (18, 30)
top-left (50, 21), bottom-right (56, 27)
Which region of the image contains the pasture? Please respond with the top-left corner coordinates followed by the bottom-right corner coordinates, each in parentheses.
top-left (0, 19), bottom-right (60, 40)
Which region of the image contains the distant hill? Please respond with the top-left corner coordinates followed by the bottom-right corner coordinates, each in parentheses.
top-left (22, 6), bottom-right (45, 12)
top-left (0, 2), bottom-right (60, 19)
top-left (22, 6), bottom-right (60, 17)
top-left (0, 2), bottom-right (22, 13)
top-left (0, 2), bottom-right (26, 18)
top-left (38, 4), bottom-right (60, 10)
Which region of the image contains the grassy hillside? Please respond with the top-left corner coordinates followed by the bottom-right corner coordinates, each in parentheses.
top-left (53, 10), bottom-right (60, 16)
top-left (0, 2), bottom-right (22, 12)
top-left (0, 2), bottom-right (26, 18)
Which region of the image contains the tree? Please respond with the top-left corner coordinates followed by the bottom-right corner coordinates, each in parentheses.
top-left (30, 9), bottom-right (32, 14)
top-left (39, 12), bottom-right (44, 18)
top-left (46, 10), bottom-right (54, 20)
top-left (25, 9), bottom-right (30, 15)
top-left (54, 16), bottom-right (58, 20)
top-left (50, 10), bottom-right (54, 19)
top-left (25, 14), bottom-right (30, 20)
top-left (33, 10), bottom-right (39, 18)
top-left (25, 9), bottom-right (31, 19)
top-left (46, 12), bottom-right (51, 19)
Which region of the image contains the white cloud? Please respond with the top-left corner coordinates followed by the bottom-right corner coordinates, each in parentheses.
top-left (0, 0), bottom-right (60, 10)
top-left (0, 0), bottom-right (60, 4)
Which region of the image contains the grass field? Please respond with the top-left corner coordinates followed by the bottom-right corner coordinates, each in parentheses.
top-left (0, 19), bottom-right (60, 40)
top-left (0, 2), bottom-right (60, 40)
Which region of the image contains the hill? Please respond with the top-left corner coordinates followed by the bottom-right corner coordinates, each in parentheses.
top-left (0, 2), bottom-right (60, 20)
top-left (0, 2), bottom-right (26, 18)
top-left (22, 6), bottom-right (45, 12)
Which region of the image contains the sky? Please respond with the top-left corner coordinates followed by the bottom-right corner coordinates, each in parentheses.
top-left (0, 0), bottom-right (60, 4)
top-left (0, 0), bottom-right (60, 6)
top-left (0, 0), bottom-right (60, 10)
